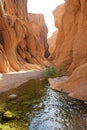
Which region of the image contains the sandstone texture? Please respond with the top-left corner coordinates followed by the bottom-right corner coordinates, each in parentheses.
top-left (49, 1), bottom-right (87, 74)
top-left (0, 0), bottom-right (49, 72)
top-left (0, 0), bottom-right (87, 101)
top-left (48, 31), bottom-right (58, 61)
top-left (49, 64), bottom-right (87, 101)
top-left (48, 0), bottom-right (87, 101)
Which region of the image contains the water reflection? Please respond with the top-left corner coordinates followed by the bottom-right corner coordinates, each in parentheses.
top-left (0, 79), bottom-right (87, 130)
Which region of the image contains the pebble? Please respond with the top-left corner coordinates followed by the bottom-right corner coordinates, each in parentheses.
top-left (84, 101), bottom-right (87, 104)
top-left (8, 94), bottom-right (17, 100)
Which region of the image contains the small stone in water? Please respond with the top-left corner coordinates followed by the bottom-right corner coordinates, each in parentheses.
top-left (8, 94), bottom-right (17, 100)
top-left (3, 110), bottom-right (16, 120)
top-left (84, 101), bottom-right (87, 104)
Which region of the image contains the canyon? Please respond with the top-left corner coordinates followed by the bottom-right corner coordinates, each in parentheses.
top-left (0, 0), bottom-right (87, 101)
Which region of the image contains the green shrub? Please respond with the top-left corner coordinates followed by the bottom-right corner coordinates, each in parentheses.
top-left (42, 66), bottom-right (62, 79)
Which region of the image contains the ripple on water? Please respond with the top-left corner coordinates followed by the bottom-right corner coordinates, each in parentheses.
top-left (0, 79), bottom-right (87, 130)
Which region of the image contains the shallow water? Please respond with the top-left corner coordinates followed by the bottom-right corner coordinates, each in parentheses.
top-left (0, 79), bottom-right (87, 130)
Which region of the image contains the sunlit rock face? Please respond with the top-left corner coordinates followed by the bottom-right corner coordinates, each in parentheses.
top-left (48, 31), bottom-right (58, 61)
top-left (49, 0), bottom-right (87, 74)
top-left (0, 0), bottom-right (49, 72)
top-left (53, 3), bottom-right (65, 28)
top-left (48, 0), bottom-right (87, 100)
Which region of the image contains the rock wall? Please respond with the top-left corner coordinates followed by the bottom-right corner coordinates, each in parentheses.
top-left (0, 0), bottom-right (49, 72)
top-left (50, 63), bottom-right (87, 101)
top-left (48, 0), bottom-right (87, 100)
top-left (49, 0), bottom-right (87, 74)
top-left (48, 31), bottom-right (58, 61)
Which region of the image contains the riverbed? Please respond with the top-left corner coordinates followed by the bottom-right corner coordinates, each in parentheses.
top-left (0, 79), bottom-right (87, 130)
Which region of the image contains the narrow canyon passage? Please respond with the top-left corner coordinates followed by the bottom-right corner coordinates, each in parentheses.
top-left (0, 0), bottom-right (87, 129)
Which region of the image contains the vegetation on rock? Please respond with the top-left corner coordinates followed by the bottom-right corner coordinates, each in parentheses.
top-left (42, 65), bottom-right (62, 79)
top-left (3, 110), bottom-right (16, 120)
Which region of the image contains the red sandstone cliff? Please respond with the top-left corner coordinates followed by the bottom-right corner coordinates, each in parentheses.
top-left (49, 1), bottom-right (87, 74)
top-left (48, 0), bottom-right (87, 101)
top-left (0, 0), bottom-right (49, 72)
top-left (48, 31), bottom-right (58, 61)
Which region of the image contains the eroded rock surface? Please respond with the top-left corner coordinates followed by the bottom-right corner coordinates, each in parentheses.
top-left (49, 64), bottom-right (87, 101)
top-left (0, 0), bottom-right (49, 72)
top-left (48, 31), bottom-right (58, 61)
top-left (48, 0), bottom-right (87, 101)
top-left (49, 1), bottom-right (87, 74)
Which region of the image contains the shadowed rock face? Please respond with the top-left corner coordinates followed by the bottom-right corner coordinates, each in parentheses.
top-left (0, 0), bottom-right (49, 72)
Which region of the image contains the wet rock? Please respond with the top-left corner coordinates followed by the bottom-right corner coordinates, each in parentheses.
top-left (82, 114), bottom-right (87, 128)
top-left (0, 124), bottom-right (11, 130)
top-left (3, 110), bottom-right (16, 120)
top-left (8, 94), bottom-right (17, 100)
top-left (0, 123), bottom-right (22, 130)
top-left (84, 102), bottom-right (87, 104)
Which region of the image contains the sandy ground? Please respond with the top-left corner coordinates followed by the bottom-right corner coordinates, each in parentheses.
top-left (0, 70), bottom-right (42, 93)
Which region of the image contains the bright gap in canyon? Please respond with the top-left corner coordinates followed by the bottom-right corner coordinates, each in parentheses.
top-left (28, 0), bottom-right (65, 38)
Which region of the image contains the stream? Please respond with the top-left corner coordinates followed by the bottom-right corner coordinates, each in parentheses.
top-left (0, 79), bottom-right (87, 130)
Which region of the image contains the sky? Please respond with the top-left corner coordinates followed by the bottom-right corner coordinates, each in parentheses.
top-left (27, 0), bottom-right (65, 37)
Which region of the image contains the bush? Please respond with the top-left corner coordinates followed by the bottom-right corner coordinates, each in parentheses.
top-left (42, 66), bottom-right (62, 79)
